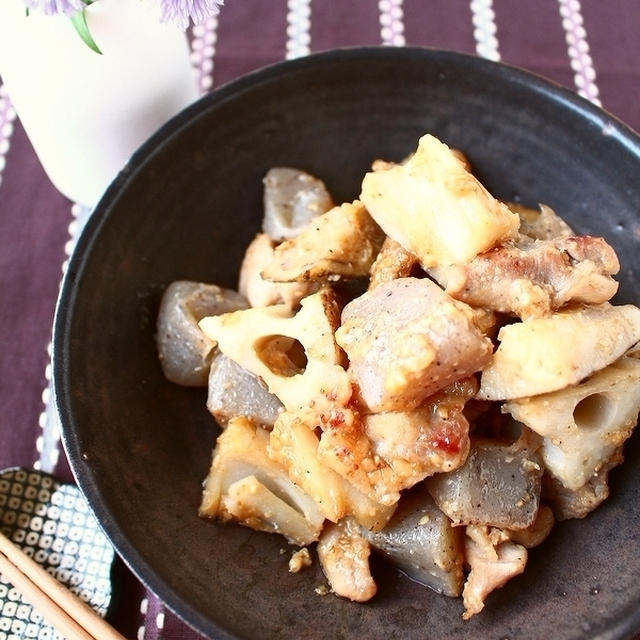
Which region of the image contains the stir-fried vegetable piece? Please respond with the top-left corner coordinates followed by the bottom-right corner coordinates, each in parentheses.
top-left (364, 489), bottom-right (465, 597)
top-left (427, 437), bottom-right (543, 530)
top-left (157, 281), bottom-right (248, 386)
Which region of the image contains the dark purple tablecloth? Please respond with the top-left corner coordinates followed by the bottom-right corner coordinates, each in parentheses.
top-left (1, 1), bottom-right (639, 638)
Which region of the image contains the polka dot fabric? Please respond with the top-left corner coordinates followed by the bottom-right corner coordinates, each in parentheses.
top-left (0, 468), bottom-right (115, 640)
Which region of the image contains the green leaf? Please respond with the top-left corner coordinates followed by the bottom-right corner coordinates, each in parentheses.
top-left (69, 9), bottom-right (103, 55)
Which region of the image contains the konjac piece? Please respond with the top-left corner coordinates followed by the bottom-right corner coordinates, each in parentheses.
top-left (156, 281), bottom-right (248, 386)
top-left (426, 438), bottom-right (543, 530)
top-left (262, 167), bottom-right (333, 242)
top-left (364, 488), bottom-right (465, 597)
top-left (206, 353), bottom-right (283, 428)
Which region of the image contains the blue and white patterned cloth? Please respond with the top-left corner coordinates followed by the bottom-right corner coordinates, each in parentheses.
top-left (0, 469), bottom-right (115, 640)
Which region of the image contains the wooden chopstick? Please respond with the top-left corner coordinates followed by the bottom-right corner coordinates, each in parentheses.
top-left (0, 530), bottom-right (126, 640)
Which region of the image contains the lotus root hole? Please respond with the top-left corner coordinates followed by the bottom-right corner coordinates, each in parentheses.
top-left (255, 335), bottom-right (308, 377)
top-left (572, 393), bottom-right (614, 430)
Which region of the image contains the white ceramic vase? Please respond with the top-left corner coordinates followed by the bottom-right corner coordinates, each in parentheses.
top-left (0, 0), bottom-right (198, 207)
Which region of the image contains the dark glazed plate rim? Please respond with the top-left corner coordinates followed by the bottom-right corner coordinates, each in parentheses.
top-left (52, 46), bottom-right (640, 640)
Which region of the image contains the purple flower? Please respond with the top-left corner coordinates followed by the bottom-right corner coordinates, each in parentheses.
top-left (24, 0), bottom-right (85, 15)
top-left (159, 0), bottom-right (224, 29)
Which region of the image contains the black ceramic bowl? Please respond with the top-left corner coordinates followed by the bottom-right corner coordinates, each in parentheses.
top-left (53, 47), bottom-right (640, 640)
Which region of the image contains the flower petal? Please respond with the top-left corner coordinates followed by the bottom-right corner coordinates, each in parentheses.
top-left (159, 0), bottom-right (224, 29)
top-left (24, 0), bottom-right (85, 16)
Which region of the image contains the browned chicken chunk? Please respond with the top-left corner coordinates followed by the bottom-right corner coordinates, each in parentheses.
top-left (238, 233), bottom-right (318, 308)
top-left (317, 518), bottom-right (377, 602)
top-left (261, 200), bottom-right (385, 282)
top-left (368, 236), bottom-right (420, 290)
top-left (363, 378), bottom-right (475, 488)
top-left (509, 202), bottom-right (574, 241)
top-left (432, 235), bottom-right (620, 319)
top-left (462, 525), bottom-right (527, 619)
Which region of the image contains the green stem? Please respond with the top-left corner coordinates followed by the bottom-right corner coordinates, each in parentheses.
top-left (69, 8), bottom-right (103, 55)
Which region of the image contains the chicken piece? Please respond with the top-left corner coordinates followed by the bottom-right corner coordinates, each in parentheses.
top-left (335, 278), bottom-right (493, 413)
top-left (261, 201), bottom-right (385, 283)
top-left (238, 233), bottom-right (318, 308)
top-left (268, 410), bottom-right (396, 529)
top-left (360, 134), bottom-right (519, 269)
top-left (368, 236), bottom-right (420, 290)
top-left (316, 374), bottom-right (475, 508)
top-left (260, 376), bottom-right (403, 507)
top-left (364, 489), bottom-right (465, 597)
top-left (200, 417), bottom-right (324, 546)
top-left (541, 451), bottom-right (621, 520)
top-left (432, 235), bottom-right (620, 319)
top-left (478, 303), bottom-right (640, 401)
top-left (426, 437), bottom-right (543, 530)
top-left (316, 409), bottom-right (402, 506)
top-left (207, 354), bottom-right (283, 428)
top-left (156, 281), bottom-right (248, 386)
top-left (251, 358), bottom-right (447, 506)
top-left (469, 307), bottom-right (500, 338)
top-left (262, 167), bottom-right (333, 242)
top-left (462, 525), bottom-right (527, 619)
top-left (363, 378), bottom-right (475, 488)
top-left (503, 355), bottom-right (640, 490)
top-left (317, 519), bottom-right (377, 603)
top-left (315, 380), bottom-right (474, 510)
top-left (509, 202), bottom-right (574, 241)
top-left (200, 288), bottom-right (345, 411)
